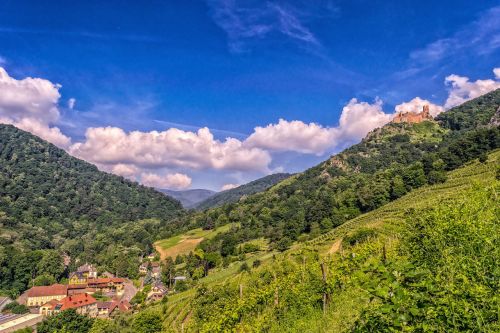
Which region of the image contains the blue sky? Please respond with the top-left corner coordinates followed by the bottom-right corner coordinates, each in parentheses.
top-left (0, 0), bottom-right (499, 190)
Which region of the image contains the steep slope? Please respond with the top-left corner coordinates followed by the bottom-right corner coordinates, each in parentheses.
top-left (160, 189), bottom-right (216, 208)
top-left (185, 150), bottom-right (500, 332)
top-left (195, 173), bottom-right (291, 210)
top-left (0, 124), bottom-right (183, 227)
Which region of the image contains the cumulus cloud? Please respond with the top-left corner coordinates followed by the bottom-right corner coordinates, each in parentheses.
top-left (110, 163), bottom-right (139, 178)
top-left (337, 98), bottom-right (393, 141)
top-left (245, 98), bottom-right (394, 155)
top-left (395, 97), bottom-right (445, 117)
top-left (444, 68), bottom-right (500, 108)
top-left (141, 172), bottom-right (192, 190)
top-left (0, 67), bottom-right (70, 147)
top-left (245, 119), bottom-right (338, 155)
top-left (221, 183), bottom-right (239, 191)
top-left (69, 126), bottom-right (272, 172)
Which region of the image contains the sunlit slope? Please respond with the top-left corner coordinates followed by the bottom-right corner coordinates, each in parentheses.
top-left (157, 150), bottom-right (499, 332)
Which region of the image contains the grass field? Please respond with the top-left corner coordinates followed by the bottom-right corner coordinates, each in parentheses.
top-left (154, 223), bottom-right (237, 260)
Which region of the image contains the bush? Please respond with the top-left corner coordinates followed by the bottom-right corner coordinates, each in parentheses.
top-left (342, 228), bottom-right (377, 247)
top-left (4, 301), bottom-right (29, 314)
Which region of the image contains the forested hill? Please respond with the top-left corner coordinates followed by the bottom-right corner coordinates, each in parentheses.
top-left (0, 124), bottom-right (183, 226)
top-left (187, 89), bottom-right (499, 255)
top-left (195, 173), bottom-right (291, 210)
top-left (0, 124), bottom-right (186, 295)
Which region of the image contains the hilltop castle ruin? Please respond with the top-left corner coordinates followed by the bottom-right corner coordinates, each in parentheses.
top-left (392, 105), bottom-right (433, 124)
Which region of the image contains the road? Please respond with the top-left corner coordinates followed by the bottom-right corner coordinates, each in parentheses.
top-left (121, 280), bottom-right (138, 302)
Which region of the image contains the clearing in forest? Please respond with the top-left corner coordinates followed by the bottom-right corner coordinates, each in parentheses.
top-left (155, 223), bottom-right (237, 260)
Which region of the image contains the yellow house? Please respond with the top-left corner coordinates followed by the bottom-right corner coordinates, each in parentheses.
top-left (26, 284), bottom-right (68, 307)
top-left (69, 272), bottom-right (87, 285)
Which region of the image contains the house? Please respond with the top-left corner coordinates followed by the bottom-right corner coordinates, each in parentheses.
top-left (87, 278), bottom-right (125, 293)
top-left (151, 262), bottom-right (161, 278)
top-left (68, 271), bottom-right (87, 285)
top-left (77, 263), bottom-right (98, 279)
top-left (146, 253), bottom-right (156, 261)
top-left (96, 301), bottom-right (113, 318)
top-left (40, 293), bottom-right (97, 317)
top-left (95, 300), bottom-right (131, 318)
top-left (67, 284), bottom-right (89, 296)
top-left (109, 300), bottom-right (131, 317)
top-left (26, 284), bottom-right (68, 307)
top-left (147, 281), bottom-right (167, 302)
top-left (139, 263), bottom-right (148, 275)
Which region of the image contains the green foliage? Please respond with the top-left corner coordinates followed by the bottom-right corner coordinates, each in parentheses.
top-left (182, 151), bottom-right (499, 332)
top-left (37, 309), bottom-right (94, 333)
top-left (4, 301), bottom-right (29, 314)
top-left (354, 185), bottom-right (499, 332)
top-left (132, 310), bottom-right (162, 333)
top-left (341, 228), bottom-right (377, 247)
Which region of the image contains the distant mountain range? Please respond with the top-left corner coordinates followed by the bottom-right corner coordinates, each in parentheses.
top-left (159, 189), bottom-right (216, 208)
top-left (194, 173), bottom-right (291, 210)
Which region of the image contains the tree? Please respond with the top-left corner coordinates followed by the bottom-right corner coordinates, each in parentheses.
top-left (132, 311), bottom-right (162, 333)
top-left (34, 274), bottom-right (56, 286)
top-left (37, 309), bottom-right (94, 333)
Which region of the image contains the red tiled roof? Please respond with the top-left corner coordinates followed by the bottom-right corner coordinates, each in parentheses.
top-left (59, 293), bottom-right (96, 310)
top-left (27, 284), bottom-right (68, 297)
top-left (109, 300), bottom-right (131, 313)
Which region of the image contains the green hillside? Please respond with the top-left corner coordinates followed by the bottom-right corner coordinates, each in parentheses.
top-left (172, 150), bottom-right (500, 332)
top-left (195, 173), bottom-right (291, 210)
top-left (0, 124), bottom-right (184, 295)
top-left (101, 150), bottom-right (499, 333)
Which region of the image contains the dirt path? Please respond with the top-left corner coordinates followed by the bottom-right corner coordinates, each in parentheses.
top-left (328, 239), bottom-right (342, 254)
top-left (155, 238), bottom-right (204, 260)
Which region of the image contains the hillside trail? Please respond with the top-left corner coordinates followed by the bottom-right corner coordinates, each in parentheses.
top-left (327, 239), bottom-right (342, 254)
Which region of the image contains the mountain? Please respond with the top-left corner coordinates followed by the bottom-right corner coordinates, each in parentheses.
top-left (194, 173), bottom-right (291, 210)
top-left (0, 124), bottom-right (184, 294)
top-left (0, 124), bottom-right (183, 226)
top-left (159, 189), bottom-right (216, 208)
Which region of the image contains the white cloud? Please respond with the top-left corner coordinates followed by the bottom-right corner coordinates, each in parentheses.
top-left (494, 67), bottom-right (500, 79)
top-left (245, 119), bottom-right (338, 155)
top-left (141, 172), bottom-right (192, 190)
top-left (69, 126), bottom-right (272, 173)
top-left (68, 98), bottom-right (76, 110)
top-left (245, 98), bottom-right (394, 155)
top-left (110, 163), bottom-right (139, 178)
top-left (0, 67), bottom-right (70, 147)
top-left (444, 68), bottom-right (500, 108)
top-left (221, 183), bottom-right (239, 191)
top-left (395, 97), bottom-right (445, 117)
top-left (0, 56), bottom-right (6, 65)
top-left (337, 98), bottom-right (393, 141)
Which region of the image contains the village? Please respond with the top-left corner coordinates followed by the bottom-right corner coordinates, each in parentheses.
top-left (0, 254), bottom-right (184, 332)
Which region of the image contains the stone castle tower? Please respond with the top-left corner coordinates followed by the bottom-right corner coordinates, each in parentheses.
top-left (392, 105), bottom-right (433, 124)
